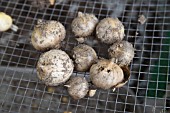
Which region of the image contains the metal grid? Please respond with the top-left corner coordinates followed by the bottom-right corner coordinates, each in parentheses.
top-left (0, 0), bottom-right (170, 113)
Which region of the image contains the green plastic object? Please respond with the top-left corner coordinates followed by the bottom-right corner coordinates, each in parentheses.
top-left (147, 32), bottom-right (170, 97)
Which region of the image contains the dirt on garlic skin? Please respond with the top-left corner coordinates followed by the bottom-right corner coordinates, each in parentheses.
top-left (37, 49), bottom-right (74, 86)
top-left (96, 18), bottom-right (124, 44)
top-left (31, 19), bottom-right (66, 51)
top-left (66, 77), bottom-right (89, 100)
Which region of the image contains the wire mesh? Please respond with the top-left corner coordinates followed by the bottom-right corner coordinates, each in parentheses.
top-left (0, 0), bottom-right (170, 113)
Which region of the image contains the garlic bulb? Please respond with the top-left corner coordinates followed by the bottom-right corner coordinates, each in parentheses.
top-left (31, 19), bottom-right (66, 51)
top-left (108, 41), bottom-right (135, 66)
top-left (0, 12), bottom-right (18, 32)
top-left (90, 59), bottom-right (124, 90)
top-left (71, 12), bottom-right (98, 37)
top-left (65, 77), bottom-right (89, 100)
top-left (96, 18), bottom-right (124, 44)
top-left (37, 49), bottom-right (74, 86)
top-left (72, 44), bottom-right (97, 72)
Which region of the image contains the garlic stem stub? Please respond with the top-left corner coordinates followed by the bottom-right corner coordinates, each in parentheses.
top-left (0, 12), bottom-right (18, 32)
